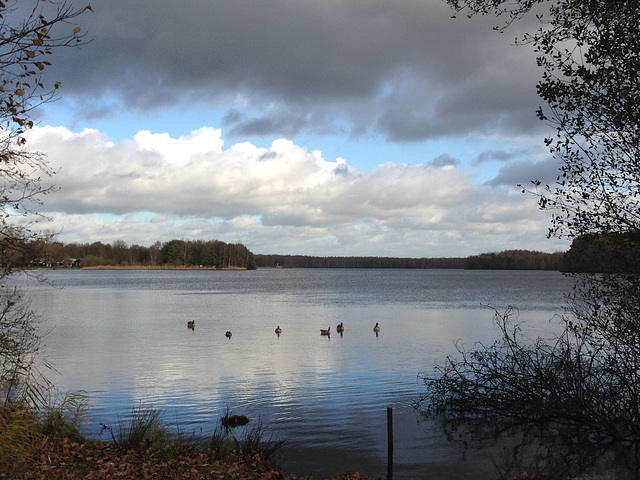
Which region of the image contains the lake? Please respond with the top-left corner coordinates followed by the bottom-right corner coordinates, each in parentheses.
top-left (18, 268), bottom-right (575, 479)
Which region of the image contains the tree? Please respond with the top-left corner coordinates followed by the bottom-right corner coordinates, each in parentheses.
top-left (148, 241), bottom-right (162, 266)
top-left (111, 239), bottom-right (128, 265)
top-left (129, 243), bottom-right (149, 265)
top-left (0, 1), bottom-right (91, 407)
top-left (0, 287), bottom-right (50, 406)
top-left (161, 239), bottom-right (191, 266)
top-left (419, 0), bottom-right (640, 477)
top-left (527, 1), bottom-right (640, 241)
top-left (201, 240), bottom-right (220, 267)
top-left (446, 0), bottom-right (639, 239)
top-left (0, 1), bottom-right (91, 276)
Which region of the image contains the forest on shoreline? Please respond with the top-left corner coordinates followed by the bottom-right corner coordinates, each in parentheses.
top-left (255, 250), bottom-right (565, 270)
top-left (16, 237), bottom-right (566, 271)
top-left (13, 233), bottom-right (636, 272)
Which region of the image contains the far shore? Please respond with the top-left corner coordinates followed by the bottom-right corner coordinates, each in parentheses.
top-left (34, 265), bottom-right (248, 271)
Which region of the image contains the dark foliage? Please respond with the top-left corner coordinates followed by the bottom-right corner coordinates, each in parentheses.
top-left (256, 251), bottom-right (563, 270)
top-left (561, 233), bottom-right (640, 273)
top-left (464, 250), bottom-right (564, 270)
top-left (419, 276), bottom-right (640, 478)
top-left (421, 0), bottom-right (640, 478)
top-left (254, 254), bottom-right (467, 269)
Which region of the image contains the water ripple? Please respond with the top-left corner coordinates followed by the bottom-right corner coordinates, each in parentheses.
top-left (22, 269), bottom-right (573, 480)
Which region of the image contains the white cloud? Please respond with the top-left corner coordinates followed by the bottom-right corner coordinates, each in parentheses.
top-left (134, 127), bottom-right (225, 166)
top-left (23, 125), bottom-right (568, 257)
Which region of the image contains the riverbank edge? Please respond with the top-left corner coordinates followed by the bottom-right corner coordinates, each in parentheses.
top-left (15, 437), bottom-right (382, 480)
top-left (33, 265), bottom-right (247, 270)
top-left (0, 402), bottom-right (382, 480)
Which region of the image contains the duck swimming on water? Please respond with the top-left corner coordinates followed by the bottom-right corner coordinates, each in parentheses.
top-left (373, 322), bottom-right (380, 333)
top-left (221, 413), bottom-right (252, 429)
top-left (320, 327), bottom-right (331, 335)
top-left (187, 320), bottom-right (195, 329)
top-left (336, 322), bottom-right (344, 334)
top-left (275, 325), bottom-right (282, 335)
top-left (225, 330), bottom-right (232, 339)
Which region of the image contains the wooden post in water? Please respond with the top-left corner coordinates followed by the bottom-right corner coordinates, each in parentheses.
top-left (387, 407), bottom-right (393, 480)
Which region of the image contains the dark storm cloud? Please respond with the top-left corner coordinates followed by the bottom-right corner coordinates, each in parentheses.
top-left (429, 154), bottom-right (459, 167)
top-left (473, 147), bottom-right (541, 165)
top-left (47, 0), bottom-right (545, 142)
top-left (488, 157), bottom-right (561, 188)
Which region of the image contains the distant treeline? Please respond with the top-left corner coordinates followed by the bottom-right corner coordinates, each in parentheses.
top-left (16, 235), bottom-right (638, 272)
top-left (254, 255), bottom-right (467, 269)
top-left (17, 239), bottom-right (566, 271)
top-left (255, 250), bottom-right (565, 270)
top-left (25, 239), bottom-right (258, 270)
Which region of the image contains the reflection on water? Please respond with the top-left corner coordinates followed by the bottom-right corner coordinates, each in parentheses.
top-left (19, 269), bottom-right (574, 479)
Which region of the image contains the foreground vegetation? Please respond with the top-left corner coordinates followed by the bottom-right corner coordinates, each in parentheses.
top-left (0, 402), bottom-right (380, 480)
top-left (420, 0), bottom-right (640, 478)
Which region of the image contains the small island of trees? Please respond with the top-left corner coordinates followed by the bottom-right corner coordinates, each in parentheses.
top-left (21, 239), bottom-right (259, 270)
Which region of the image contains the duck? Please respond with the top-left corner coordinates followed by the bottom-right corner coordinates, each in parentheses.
top-left (221, 413), bottom-right (252, 429)
top-left (187, 320), bottom-right (195, 329)
top-left (373, 322), bottom-right (380, 333)
top-left (225, 330), bottom-right (232, 339)
top-left (336, 322), bottom-right (345, 333)
top-left (275, 325), bottom-right (282, 335)
top-left (320, 327), bottom-right (331, 335)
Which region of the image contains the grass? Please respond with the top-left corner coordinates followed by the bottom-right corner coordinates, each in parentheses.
top-left (40, 392), bottom-right (88, 443)
top-left (0, 396), bottom-right (390, 480)
top-left (232, 416), bottom-right (284, 461)
top-left (0, 405), bottom-right (37, 474)
top-left (205, 409), bottom-right (284, 462)
top-left (96, 405), bottom-right (286, 465)
top-left (0, 396), bottom-right (288, 472)
top-left (105, 405), bottom-right (168, 452)
top-left (0, 392), bottom-right (87, 476)
top-left (206, 420), bottom-right (232, 460)
top-left (0, 398), bottom-right (299, 479)
top-left (0, 398), bottom-right (566, 480)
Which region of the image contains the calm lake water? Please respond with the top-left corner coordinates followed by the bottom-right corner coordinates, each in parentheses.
top-left (19, 268), bottom-right (575, 479)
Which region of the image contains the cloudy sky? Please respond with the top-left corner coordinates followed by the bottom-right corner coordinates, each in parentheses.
top-left (22, 0), bottom-right (568, 258)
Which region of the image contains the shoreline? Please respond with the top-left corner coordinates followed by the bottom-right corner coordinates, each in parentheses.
top-left (33, 265), bottom-right (247, 271)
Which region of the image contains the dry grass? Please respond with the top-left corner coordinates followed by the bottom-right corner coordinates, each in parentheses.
top-left (0, 405), bottom-right (40, 475)
top-left (0, 401), bottom-right (381, 480)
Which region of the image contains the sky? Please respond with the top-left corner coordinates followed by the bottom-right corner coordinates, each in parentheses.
top-left (21, 0), bottom-right (570, 258)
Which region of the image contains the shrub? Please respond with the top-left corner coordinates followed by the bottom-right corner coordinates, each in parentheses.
top-left (207, 409), bottom-right (283, 462)
top-left (107, 405), bottom-right (168, 452)
top-left (233, 417), bottom-right (283, 461)
top-left (0, 405), bottom-right (40, 474)
top-left (40, 392), bottom-right (88, 444)
top-left (419, 274), bottom-right (640, 478)
top-left (0, 287), bottom-right (52, 408)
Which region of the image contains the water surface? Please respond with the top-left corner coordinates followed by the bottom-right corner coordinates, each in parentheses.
top-left (20, 269), bottom-right (574, 479)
